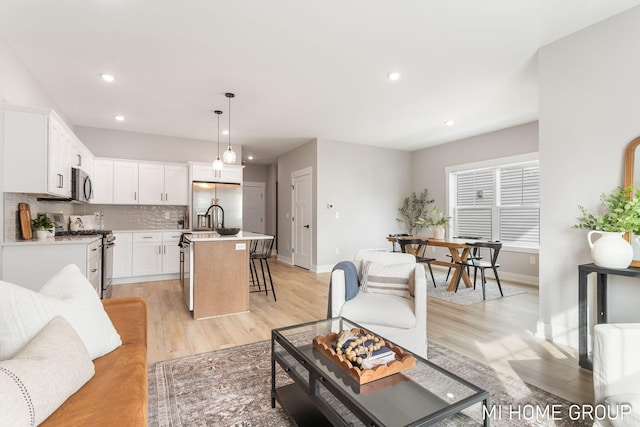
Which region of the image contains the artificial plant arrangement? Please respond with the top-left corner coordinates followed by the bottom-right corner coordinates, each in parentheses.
top-left (396, 189), bottom-right (434, 235)
top-left (573, 186), bottom-right (640, 232)
top-left (424, 205), bottom-right (451, 227)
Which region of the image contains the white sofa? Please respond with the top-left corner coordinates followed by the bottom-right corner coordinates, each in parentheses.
top-left (330, 250), bottom-right (427, 357)
top-left (593, 323), bottom-right (640, 427)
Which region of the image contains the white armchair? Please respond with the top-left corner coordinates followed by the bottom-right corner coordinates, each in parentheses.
top-left (593, 323), bottom-right (640, 427)
top-left (330, 250), bottom-right (427, 357)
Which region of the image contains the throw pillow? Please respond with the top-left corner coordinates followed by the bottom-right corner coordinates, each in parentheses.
top-left (0, 317), bottom-right (95, 426)
top-left (332, 261), bottom-right (359, 301)
top-left (0, 264), bottom-right (121, 361)
top-left (360, 261), bottom-right (413, 299)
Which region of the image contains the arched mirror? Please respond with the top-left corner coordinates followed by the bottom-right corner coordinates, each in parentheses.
top-left (624, 136), bottom-right (640, 267)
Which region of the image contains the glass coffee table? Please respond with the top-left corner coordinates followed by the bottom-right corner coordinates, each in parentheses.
top-left (271, 317), bottom-right (489, 426)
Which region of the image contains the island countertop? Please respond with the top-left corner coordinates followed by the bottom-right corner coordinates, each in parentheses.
top-left (184, 231), bottom-right (272, 242)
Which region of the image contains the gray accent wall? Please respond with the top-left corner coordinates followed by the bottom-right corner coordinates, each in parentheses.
top-left (411, 122), bottom-right (540, 284)
top-left (539, 5), bottom-right (640, 347)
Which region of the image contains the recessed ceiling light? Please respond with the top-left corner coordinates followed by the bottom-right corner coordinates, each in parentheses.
top-left (445, 120), bottom-right (455, 126)
top-left (101, 74), bottom-right (115, 82)
top-left (387, 72), bottom-right (401, 81)
top-left (222, 130), bottom-right (229, 135)
top-left (114, 115), bottom-right (124, 122)
top-left (247, 155), bottom-right (254, 160)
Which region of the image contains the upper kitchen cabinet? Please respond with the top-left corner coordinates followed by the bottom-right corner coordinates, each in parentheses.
top-left (190, 162), bottom-right (243, 184)
top-left (113, 160), bottom-right (139, 204)
top-left (2, 105), bottom-right (77, 198)
top-left (138, 162), bottom-right (188, 205)
top-left (93, 158), bottom-right (114, 204)
top-left (70, 133), bottom-right (95, 177)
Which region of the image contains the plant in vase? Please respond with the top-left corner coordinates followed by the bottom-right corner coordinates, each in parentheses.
top-left (396, 189), bottom-right (434, 236)
top-left (574, 186), bottom-right (640, 268)
top-left (31, 214), bottom-right (54, 240)
top-left (425, 206), bottom-right (451, 239)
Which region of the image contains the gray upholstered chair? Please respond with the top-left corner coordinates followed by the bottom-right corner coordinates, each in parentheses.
top-left (329, 250), bottom-right (427, 357)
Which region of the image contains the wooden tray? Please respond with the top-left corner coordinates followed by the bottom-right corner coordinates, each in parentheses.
top-left (312, 328), bottom-right (415, 385)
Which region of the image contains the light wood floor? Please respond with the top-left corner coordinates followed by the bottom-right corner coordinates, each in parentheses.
top-left (112, 259), bottom-right (593, 405)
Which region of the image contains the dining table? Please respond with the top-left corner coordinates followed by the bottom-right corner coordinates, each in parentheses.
top-left (386, 235), bottom-right (473, 291)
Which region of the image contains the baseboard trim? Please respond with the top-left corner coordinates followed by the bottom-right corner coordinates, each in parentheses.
top-left (277, 255), bottom-right (292, 265)
top-left (113, 273), bottom-right (179, 285)
top-left (536, 321), bottom-right (578, 349)
top-left (430, 265), bottom-right (538, 286)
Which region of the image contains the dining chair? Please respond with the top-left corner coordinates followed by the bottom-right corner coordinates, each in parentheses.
top-left (454, 241), bottom-right (503, 300)
top-left (399, 238), bottom-right (437, 287)
top-left (445, 236), bottom-right (483, 281)
top-left (249, 237), bottom-right (276, 301)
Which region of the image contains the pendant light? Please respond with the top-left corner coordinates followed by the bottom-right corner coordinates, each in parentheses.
top-left (222, 92), bottom-right (237, 164)
top-left (212, 110), bottom-right (224, 171)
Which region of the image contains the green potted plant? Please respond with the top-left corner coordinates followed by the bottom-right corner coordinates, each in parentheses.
top-left (396, 189), bottom-right (434, 236)
top-left (424, 205), bottom-right (451, 239)
top-left (31, 214), bottom-right (54, 240)
top-left (574, 186), bottom-right (640, 268)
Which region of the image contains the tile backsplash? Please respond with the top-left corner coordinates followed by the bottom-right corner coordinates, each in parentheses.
top-left (4, 193), bottom-right (188, 241)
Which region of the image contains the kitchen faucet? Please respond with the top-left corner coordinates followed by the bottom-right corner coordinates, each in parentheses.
top-left (204, 204), bottom-right (225, 231)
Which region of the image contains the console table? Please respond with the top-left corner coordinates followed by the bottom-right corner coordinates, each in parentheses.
top-left (578, 263), bottom-right (640, 370)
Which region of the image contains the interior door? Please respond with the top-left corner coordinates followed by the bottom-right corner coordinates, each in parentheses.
top-left (243, 182), bottom-right (265, 233)
top-left (292, 169), bottom-right (312, 269)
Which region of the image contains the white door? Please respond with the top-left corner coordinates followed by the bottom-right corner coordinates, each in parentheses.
top-left (292, 168), bottom-right (312, 269)
top-left (243, 182), bottom-right (265, 233)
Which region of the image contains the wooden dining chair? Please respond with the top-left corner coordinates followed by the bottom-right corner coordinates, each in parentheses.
top-left (454, 241), bottom-right (503, 300)
top-left (399, 238), bottom-right (437, 287)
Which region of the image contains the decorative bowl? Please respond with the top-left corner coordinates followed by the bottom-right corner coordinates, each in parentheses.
top-left (216, 228), bottom-right (240, 236)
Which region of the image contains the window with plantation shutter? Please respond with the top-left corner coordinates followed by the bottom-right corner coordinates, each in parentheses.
top-left (449, 160), bottom-right (539, 248)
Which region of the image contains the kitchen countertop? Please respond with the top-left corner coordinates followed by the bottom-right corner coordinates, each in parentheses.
top-left (113, 229), bottom-right (189, 233)
top-left (185, 231), bottom-right (272, 242)
top-left (1, 235), bottom-right (102, 247)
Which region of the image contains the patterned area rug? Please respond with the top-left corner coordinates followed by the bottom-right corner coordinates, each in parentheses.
top-left (148, 340), bottom-right (589, 426)
top-left (427, 271), bottom-right (527, 305)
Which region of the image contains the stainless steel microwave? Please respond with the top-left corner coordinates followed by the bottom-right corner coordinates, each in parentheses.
top-left (71, 167), bottom-right (93, 202)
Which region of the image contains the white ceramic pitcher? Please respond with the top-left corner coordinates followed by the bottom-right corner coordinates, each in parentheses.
top-left (587, 230), bottom-right (633, 268)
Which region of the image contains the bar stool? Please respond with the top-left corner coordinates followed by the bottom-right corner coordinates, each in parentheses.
top-left (250, 237), bottom-right (276, 301)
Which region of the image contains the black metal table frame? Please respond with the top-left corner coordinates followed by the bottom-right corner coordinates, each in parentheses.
top-left (271, 317), bottom-right (490, 426)
top-left (578, 263), bottom-right (640, 370)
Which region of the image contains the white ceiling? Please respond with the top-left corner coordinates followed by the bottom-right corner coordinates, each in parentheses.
top-left (1, 1), bottom-right (639, 164)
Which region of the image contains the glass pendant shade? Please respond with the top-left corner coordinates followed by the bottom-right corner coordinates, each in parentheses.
top-left (223, 92), bottom-right (236, 164)
top-left (223, 147), bottom-right (236, 163)
top-left (212, 157), bottom-right (223, 170)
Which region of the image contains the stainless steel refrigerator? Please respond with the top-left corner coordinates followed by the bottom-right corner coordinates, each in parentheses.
top-left (192, 181), bottom-right (242, 231)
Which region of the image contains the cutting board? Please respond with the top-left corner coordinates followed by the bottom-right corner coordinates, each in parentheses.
top-left (18, 203), bottom-right (33, 240)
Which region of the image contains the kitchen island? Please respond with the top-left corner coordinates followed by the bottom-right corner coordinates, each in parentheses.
top-left (182, 231), bottom-right (273, 320)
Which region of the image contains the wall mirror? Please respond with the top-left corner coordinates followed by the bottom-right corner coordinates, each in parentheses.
top-left (623, 135), bottom-right (640, 267)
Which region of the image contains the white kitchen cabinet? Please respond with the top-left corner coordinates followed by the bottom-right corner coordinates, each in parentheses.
top-left (93, 158), bottom-right (114, 204)
top-left (70, 135), bottom-right (95, 177)
top-left (113, 160), bottom-right (139, 204)
top-left (163, 164), bottom-right (189, 205)
top-left (2, 106), bottom-right (73, 198)
top-left (1, 237), bottom-right (102, 294)
top-left (113, 232), bottom-right (133, 278)
top-left (132, 232), bottom-right (163, 276)
top-left (190, 162), bottom-right (243, 184)
top-left (162, 231), bottom-right (182, 274)
top-left (139, 162), bottom-right (188, 205)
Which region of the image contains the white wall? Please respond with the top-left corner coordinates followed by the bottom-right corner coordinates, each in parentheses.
top-left (538, 5), bottom-right (640, 347)
top-left (316, 139), bottom-right (412, 271)
top-left (411, 122), bottom-right (540, 283)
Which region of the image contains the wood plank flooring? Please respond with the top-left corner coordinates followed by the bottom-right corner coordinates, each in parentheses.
top-left (112, 259), bottom-right (593, 405)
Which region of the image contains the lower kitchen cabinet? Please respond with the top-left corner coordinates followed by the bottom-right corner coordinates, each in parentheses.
top-left (113, 230), bottom-right (184, 282)
top-left (1, 237), bottom-right (102, 294)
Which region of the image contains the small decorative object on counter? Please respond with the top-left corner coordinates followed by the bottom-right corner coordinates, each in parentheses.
top-left (313, 328), bottom-right (415, 385)
top-left (574, 186), bottom-right (640, 268)
top-left (31, 214), bottom-right (54, 240)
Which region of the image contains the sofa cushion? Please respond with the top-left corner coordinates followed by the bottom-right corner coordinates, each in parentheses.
top-left (0, 317), bottom-right (95, 426)
top-left (603, 393), bottom-right (640, 427)
top-left (340, 292), bottom-right (416, 328)
top-left (0, 264), bottom-right (121, 361)
top-left (360, 261), bottom-right (413, 299)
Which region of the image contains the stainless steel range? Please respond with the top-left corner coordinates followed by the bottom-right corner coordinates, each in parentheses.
top-left (55, 229), bottom-right (116, 299)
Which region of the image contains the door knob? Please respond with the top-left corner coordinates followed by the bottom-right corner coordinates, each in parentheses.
top-left (304, 225), bottom-right (310, 229)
